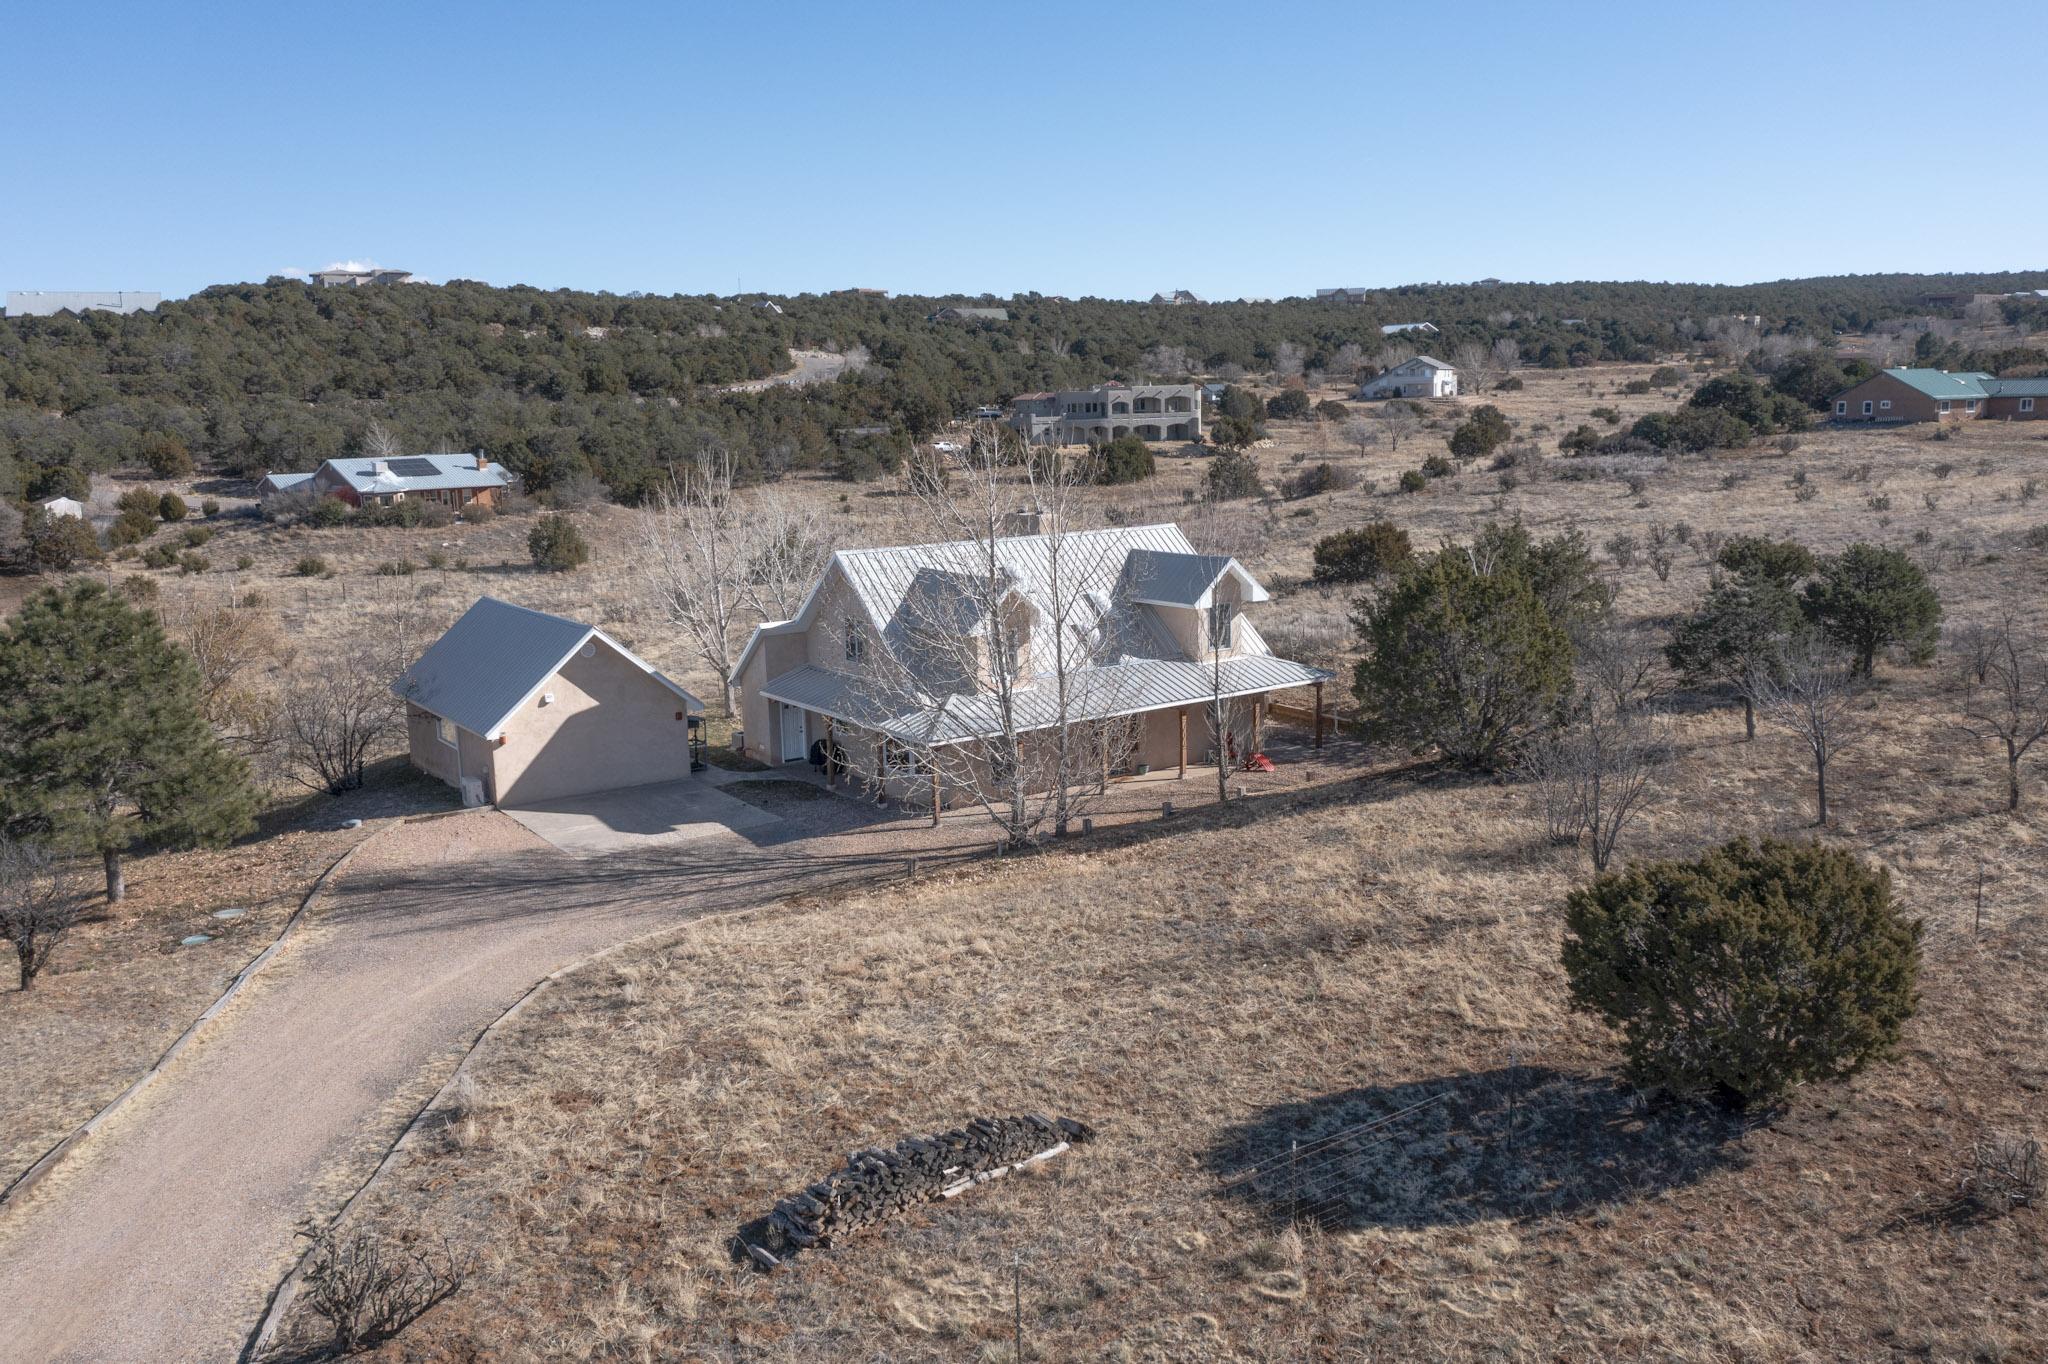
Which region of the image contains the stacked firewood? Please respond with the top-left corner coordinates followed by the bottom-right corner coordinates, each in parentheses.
top-left (733, 1114), bottom-right (1095, 1269)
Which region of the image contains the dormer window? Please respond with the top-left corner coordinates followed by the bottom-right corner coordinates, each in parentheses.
top-left (845, 620), bottom-right (865, 663)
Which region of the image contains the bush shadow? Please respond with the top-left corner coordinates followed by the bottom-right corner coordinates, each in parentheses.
top-left (1208, 1067), bottom-right (1752, 1229)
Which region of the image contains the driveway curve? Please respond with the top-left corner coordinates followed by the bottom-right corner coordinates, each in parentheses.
top-left (0, 795), bottom-right (979, 1364)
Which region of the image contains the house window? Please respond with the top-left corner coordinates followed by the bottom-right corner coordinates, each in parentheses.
top-left (1966, 400), bottom-right (1978, 412)
top-left (881, 741), bottom-right (927, 776)
top-left (1878, 399), bottom-right (1891, 410)
top-left (1862, 400), bottom-right (1873, 416)
top-left (436, 717), bottom-right (457, 747)
top-left (1939, 401), bottom-right (1951, 414)
top-left (845, 620), bottom-right (865, 663)
top-left (1207, 600), bottom-right (1236, 651)
top-left (2023, 398), bottom-right (2036, 413)
top-left (1834, 400), bottom-right (1846, 416)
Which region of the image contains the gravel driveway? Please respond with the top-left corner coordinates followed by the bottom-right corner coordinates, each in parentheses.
top-left (0, 801), bottom-right (985, 1363)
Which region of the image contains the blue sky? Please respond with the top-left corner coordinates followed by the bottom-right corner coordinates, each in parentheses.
top-left (4, 0), bottom-right (2043, 300)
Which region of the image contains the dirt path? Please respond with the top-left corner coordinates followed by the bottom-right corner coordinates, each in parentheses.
top-left (0, 802), bottom-right (988, 1364)
top-left (717, 347), bottom-right (857, 393)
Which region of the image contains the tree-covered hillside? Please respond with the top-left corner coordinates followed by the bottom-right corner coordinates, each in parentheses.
top-left (2, 271), bottom-right (2043, 504)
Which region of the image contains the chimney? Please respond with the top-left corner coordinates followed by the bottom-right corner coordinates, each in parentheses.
top-left (474, 451), bottom-right (487, 471)
top-left (1000, 507), bottom-right (1049, 538)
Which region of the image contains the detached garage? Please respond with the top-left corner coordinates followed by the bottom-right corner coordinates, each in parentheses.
top-left (395, 597), bottom-right (703, 806)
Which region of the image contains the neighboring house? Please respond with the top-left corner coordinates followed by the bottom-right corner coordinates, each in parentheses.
top-left (1317, 287), bottom-right (1370, 303)
top-left (1007, 383), bottom-right (1202, 445)
top-left (5, 290), bottom-right (160, 317)
top-left (311, 268), bottom-right (414, 287)
top-left (728, 522), bottom-right (1332, 816)
top-left (1379, 321), bottom-right (1438, 336)
top-left (929, 306), bottom-right (1009, 322)
top-left (1149, 290), bottom-right (1202, 305)
top-left (1358, 355), bottom-right (1458, 400)
top-left (37, 496), bottom-right (86, 519)
top-left (753, 300), bottom-right (785, 314)
top-left (395, 597), bottom-right (703, 806)
top-left (1829, 367), bottom-right (2046, 423)
top-left (256, 452), bottom-right (512, 508)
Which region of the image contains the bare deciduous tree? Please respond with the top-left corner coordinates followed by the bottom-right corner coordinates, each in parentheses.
top-left (1951, 612), bottom-right (2048, 811)
top-left (1521, 704), bottom-right (1663, 870)
top-left (282, 642), bottom-right (397, 795)
top-left (743, 488), bottom-right (833, 621)
top-left (1489, 337), bottom-right (1520, 379)
top-left (1373, 341), bottom-right (1417, 373)
top-left (362, 419), bottom-right (403, 462)
top-left (1751, 638), bottom-right (1867, 826)
top-left (1270, 341), bottom-right (1306, 379)
top-left (176, 603), bottom-right (292, 757)
top-left (1375, 401), bottom-right (1420, 451)
top-left (1342, 418), bottom-right (1378, 460)
top-left (1452, 341), bottom-right (1498, 394)
top-left (1578, 620), bottom-right (1669, 715)
top-left (645, 443), bottom-right (754, 717)
top-left (0, 837), bottom-right (88, 990)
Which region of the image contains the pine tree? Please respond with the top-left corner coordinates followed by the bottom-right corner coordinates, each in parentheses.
top-left (0, 582), bottom-right (256, 901)
top-left (1666, 570), bottom-right (1806, 738)
top-left (1801, 543), bottom-right (1941, 677)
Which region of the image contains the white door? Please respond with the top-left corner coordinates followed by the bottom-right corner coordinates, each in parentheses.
top-left (780, 704), bottom-right (807, 762)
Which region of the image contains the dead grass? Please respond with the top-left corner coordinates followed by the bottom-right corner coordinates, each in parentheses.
top-left (266, 679), bottom-right (2048, 1360)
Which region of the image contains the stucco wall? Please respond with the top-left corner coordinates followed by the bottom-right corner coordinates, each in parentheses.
top-left (489, 641), bottom-right (695, 804)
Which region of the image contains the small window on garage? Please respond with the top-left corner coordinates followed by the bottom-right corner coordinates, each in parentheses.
top-left (1878, 399), bottom-right (1891, 410)
top-left (436, 717), bottom-right (457, 746)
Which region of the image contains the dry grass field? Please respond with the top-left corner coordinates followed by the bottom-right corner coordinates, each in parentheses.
top-left (219, 362), bottom-right (2048, 1361)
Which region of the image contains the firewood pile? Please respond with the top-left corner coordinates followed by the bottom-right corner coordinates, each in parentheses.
top-left (732, 1114), bottom-right (1095, 1270)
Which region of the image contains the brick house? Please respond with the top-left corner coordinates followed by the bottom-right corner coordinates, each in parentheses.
top-left (1830, 368), bottom-right (2046, 424)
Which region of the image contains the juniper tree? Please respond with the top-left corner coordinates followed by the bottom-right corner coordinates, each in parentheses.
top-left (0, 581), bottom-right (256, 901)
top-left (1666, 571), bottom-right (1806, 739)
top-left (1562, 837), bottom-right (1920, 1108)
top-left (1801, 543), bottom-right (1941, 677)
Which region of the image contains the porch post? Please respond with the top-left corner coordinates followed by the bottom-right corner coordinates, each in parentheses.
top-left (930, 760), bottom-right (941, 827)
top-left (1252, 698), bottom-right (1263, 754)
top-left (875, 741), bottom-right (886, 805)
top-left (824, 717), bottom-right (835, 786)
top-left (1100, 727), bottom-right (1110, 793)
top-left (1313, 682), bottom-right (1325, 749)
top-left (1178, 708), bottom-right (1188, 778)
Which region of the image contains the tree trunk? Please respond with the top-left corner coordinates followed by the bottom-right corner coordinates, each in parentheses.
top-left (1742, 695), bottom-right (1756, 741)
top-left (104, 848), bottom-right (125, 903)
top-left (2009, 749), bottom-right (2022, 812)
top-left (1814, 761), bottom-right (1829, 827)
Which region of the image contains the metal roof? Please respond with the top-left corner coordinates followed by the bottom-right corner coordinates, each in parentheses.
top-left (394, 597), bottom-right (700, 739)
top-left (1879, 368), bottom-right (1990, 400)
top-left (1122, 548), bottom-right (1267, 608)
top-left (324, 453), bottom-right (511, 495)
top-left (762, 653), bottom-right (1330, 748)
top-left (256, 471), bottom-right (315, 494)
top-left (1986, 378), bottom-right (2048, 397)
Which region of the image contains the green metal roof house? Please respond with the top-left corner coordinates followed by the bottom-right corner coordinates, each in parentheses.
top-left (1830, 367), bottom-right (2045, 423)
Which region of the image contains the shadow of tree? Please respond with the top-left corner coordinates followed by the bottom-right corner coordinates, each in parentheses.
top-left (1208, 1067), bottom-right (1752, 1229)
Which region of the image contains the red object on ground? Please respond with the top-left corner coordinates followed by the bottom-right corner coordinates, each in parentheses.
top-left (1242, 752), bottom-right (1276, 773)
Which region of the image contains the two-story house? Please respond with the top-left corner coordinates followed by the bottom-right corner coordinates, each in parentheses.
top-left (1358, 355), bottom-right (1459, 400)
top-left (728, 522), bottom-right (1330, 820)
top-left (1005, 383), bottom-right (1203, 445)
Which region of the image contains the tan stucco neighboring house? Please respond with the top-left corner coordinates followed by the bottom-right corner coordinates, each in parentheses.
top-left (394, 597), bottom-right (703, 806)
top-left (728, 522), bottom-right (1333, 821)
top-left (257, 453), bottom-right (513, 510)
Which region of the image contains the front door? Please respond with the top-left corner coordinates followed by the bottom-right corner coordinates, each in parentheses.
top-left (780, 704), bottom-right (807, 762)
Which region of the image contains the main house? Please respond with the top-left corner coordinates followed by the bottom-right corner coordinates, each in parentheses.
top-left (1358, 355), bottom-right (1458, 400)
top-left (395, 597), bottom-right (703, 806)
top-left (257, 453), bottom-right (513, 509)
top-left (729, 522), bottom-right (1331, 820)
top-left (1830, 367), bottom-right (2048, 424)
top-left (1006, 383), bottom-right (1203, 445)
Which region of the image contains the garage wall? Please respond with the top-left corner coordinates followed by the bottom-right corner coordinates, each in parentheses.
top-left (491, 641), bottom-right (695, 804)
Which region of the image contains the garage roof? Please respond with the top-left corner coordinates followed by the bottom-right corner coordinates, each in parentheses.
top-left (394, 597), bottom-right (701, 740)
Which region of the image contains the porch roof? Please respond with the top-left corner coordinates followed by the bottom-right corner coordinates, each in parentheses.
top-left (760, 654), bottom-right (1332, 749)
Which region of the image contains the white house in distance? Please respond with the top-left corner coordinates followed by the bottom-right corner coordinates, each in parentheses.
top-left (1380, 321), bottom-right (1438, 336)
top-left (395, 597), bottom-right (703, 806)
top-left (728, 521), bottom-right (1332, 821)
top-left (36, 496), bottom-right (86, 520)
top-left (1358, 355), bottom-right (1458, 400)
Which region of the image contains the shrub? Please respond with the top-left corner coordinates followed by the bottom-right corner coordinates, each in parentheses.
top-left (297, 1227), bottom-right (471, 1355)
top-left (1562, 838), bottom-right (1920, 1108)
top-left (1716, 534), bottom-right (1814, 584)
top-left (138, 432), bottom-right (195, 478)
top-left (1604, 531), bottom-right (1640, 569)
top-left (374, 560), bottom-right (416, 576)
top-left (293, 555), bottom-right (329, 577)
top-left (178, 552), bottom-right (210, 575)
top-left (1557, 424), bottom-right (1602, 455)
top-left (1313, 399), bottom-right (1351, 422)
top-left (425, 550), bottom-right (450, 570)
top-left (308, 497), bottom-right (351, 528)
top-left (1589, 405), bottom-right (1621, 424)
top-left (1352, 537), bottom-right (1574, 768)
top-left (1630, 406), bottom-right (1754, 453)
top-left (1801, 543), bottom-right (1942, 675)
top-left (21, 509), bottom-right (104, 572)
top-left (1495, 375), bottom-right (1524, 391)
top-left (1204, 450), bottom-right (1262, 501)
top-left (182, 526), bottom-right (213, 548)
top-left (117, 487), bottom-right (160, 519)
top-left (158, 492), bottom-right (188, 522)
top-left (1420, 453), bottom-right (1454, 479)
top-left (1622, 379), bottom-right (1652, 395)
top-left (201, 498), bottom-right (220, 517)
top-left (1281, 461), bottom-right (1353, 500)
top-left (1095, 434), bottom-right (1155, 485)
top-left (460, 501), bottom-right (495, 524)
top-left (1311, 521), bottom-right (1413, 585)
top-left (141, 542), bottom-right (178, 570)
top-left (1265, 387), bottom-right (1314, 420)
top-left (1448, 405), bottom-right (1511, 461)
top-left (1397, 468), bottom-right (1428, 494)
top-left (528, 513), bottom-right (591, 571)
top-left (236, 554), bottom-right (255, 570)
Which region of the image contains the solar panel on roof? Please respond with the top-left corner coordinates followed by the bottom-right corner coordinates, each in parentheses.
top-left (386, 457), bottom-right (442, 478)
